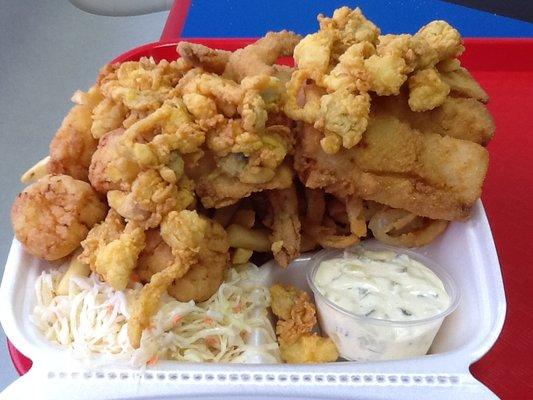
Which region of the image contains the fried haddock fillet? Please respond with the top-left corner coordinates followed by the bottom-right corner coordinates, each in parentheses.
top-left (295, 116), bottom-right (489, 221)
top-left (373, 93), bottom-right (495, 145)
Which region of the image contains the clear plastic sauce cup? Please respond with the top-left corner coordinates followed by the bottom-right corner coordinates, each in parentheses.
top-left (306, 242), bottom-right (460, 362)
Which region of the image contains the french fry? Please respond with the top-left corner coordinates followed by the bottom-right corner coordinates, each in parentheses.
top-left (57, 249), bottom-right (91, 295)
top-left (231, 209), bottom-right (255, 229)
top-left (231, 247), bottom-right (253, 265)
top-left (227, 224), bottom-right (271, 252)
top-left (20, 156), bottom-right (50, 184)
top-left (213, 203), bottom-right (240, 227)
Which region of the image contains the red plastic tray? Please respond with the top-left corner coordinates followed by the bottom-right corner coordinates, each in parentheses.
top-left (6, 0), bottom-right (533, 397)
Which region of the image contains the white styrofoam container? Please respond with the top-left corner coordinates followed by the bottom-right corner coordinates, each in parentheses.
top-left (0, 201), bottom-right (506, 399)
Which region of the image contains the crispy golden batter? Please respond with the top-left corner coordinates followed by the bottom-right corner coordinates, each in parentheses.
top-left (48, 87), bottom-right (102, 181)
top-left (12, 175), bottom-right (106, 260)
top-left (79, 210), bottom-right (145, 290)
top-left (270, 284), bottom-right (338, 363)
top-left (295, 118), bottom-right (489, 220)
top-left (162, 210), bottom-right (229, 302)
top-left (279, 334), bottom-right (339, 364)
top-left (373, 94), bottom-right (495, 145)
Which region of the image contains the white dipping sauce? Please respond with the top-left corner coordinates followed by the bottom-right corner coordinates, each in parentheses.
top-left (312, 248), bottom-right (452, 361)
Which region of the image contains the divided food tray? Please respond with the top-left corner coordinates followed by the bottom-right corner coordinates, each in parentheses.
top-left (0, 201), bottom-right (506, 399)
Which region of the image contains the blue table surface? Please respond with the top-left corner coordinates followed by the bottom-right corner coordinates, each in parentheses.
top-left (182, 0), bottom-right (533, 38)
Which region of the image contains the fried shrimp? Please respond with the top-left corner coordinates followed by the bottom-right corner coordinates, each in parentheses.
top-left (12, 174), bottom-right (107, 260)
top-left (48, 86), bottom-right (103, 181)
top-left (128, 210), bottom-right (229, 348)
top-left (136, 215), bottom-right (230, 303)
top-left (161, 210), bottom-right (230, 302)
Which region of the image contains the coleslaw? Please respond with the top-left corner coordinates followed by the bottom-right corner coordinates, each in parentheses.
top-left (31, 264), bottom-right (279, 366)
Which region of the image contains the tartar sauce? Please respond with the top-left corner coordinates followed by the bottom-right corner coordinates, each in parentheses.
top-left (310, 247), bottom-right (453, 361)
top-left (314, 249), bottom-right (450, 321)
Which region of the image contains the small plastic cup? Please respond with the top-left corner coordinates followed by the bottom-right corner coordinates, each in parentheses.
top-left (306, 242), bottom-right (460, 362)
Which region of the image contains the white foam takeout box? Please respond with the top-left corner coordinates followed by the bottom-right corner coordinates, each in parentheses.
top-left (0, 201), bottom-right (506, 399)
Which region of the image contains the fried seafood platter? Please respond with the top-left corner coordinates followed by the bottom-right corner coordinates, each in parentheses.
top-left (11, 6), bottom-right (494, 365)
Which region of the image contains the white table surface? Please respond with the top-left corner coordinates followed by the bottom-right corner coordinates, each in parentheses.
top-left (0, 0), bottom-right (169, 391)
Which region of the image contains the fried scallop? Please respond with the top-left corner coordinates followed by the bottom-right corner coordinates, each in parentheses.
top-left (11, 174), bottom-right (107, 260)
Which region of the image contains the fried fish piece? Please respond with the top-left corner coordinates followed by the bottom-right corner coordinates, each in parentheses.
top-left (295, 117), bottom-right (488, 220)
top-left (373, 94), bottom-right (495, 145)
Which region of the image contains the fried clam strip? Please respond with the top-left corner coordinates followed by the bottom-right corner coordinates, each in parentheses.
top-left (295, 117), bottom-right (488, 221)
top-left (48, 86), bottom-right (103, 181)
top-left (368, 207), bottom-right (448, 247)
top-left (128, 210), bottom-right (229, 348)
top-left (266, 186), bottom-right (302, 268)
top-left (302, 189), bottom-right (363, 249)
top-left (372, 93), bottom-right (495, 145)
top-left (79, 209), bottom-right (145, 291)
top-left (177, 42), bottom-right (231, 75)
top-left (270, 284), bottom-right (338, 363)
top-left (223, 30), bottom-right (302, 83)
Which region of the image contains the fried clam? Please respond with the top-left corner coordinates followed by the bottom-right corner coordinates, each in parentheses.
top-left (107, 168), bottom-right (195, 229)
top-left (11, 174), bottom-right (107, 260)
top-left (48, 86), bottom-right (103, 181)
top-left (98, 57), bottom-right (192, 113)
top-left (177, 42), bottom-right (231, 75)
top-left (128, 210), bottom-right (229, 348)
top-left (79, 209), bottom-right (145, 291)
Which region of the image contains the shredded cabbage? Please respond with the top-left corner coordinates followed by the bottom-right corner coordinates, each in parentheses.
top-left (31, 264), bottom-right (280, 366)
